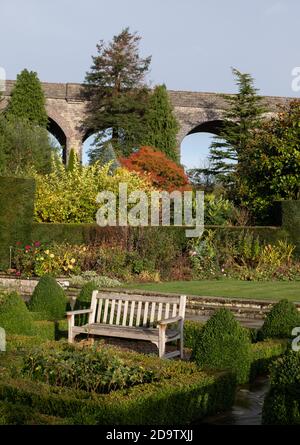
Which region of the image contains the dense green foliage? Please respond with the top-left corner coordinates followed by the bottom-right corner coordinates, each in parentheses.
top-left (5, 69), bottom-right (48, 127)
top-left (189, 228), bottom-right (298, 281)
top-left (260, 300), bottom-right (300, 340)
top-left (28, 276), bottom-right (67, 321)
top-left (34, 162), bottom-right (151, 223)
top-left (238, 101), bottom-right (300, 223)
top-left (23, 343), bottom-right (157, 393)
top-left (0, 116), bottom-right (54, 176)
top-left (249, 340), bottom-right (288, 381)
top-left (0, 291), bottom-right (35, 336)
top-left (263, 351), bottom-right (300, 425)
top-left (0, 177), bottom-right (35, 270)
top-left (141, 85), bottom-right (179, 162)
top-left (279, 200), bottom-right (300, 256)
top-left (0, 340), bottom-right (236, 425)
top-left (84, 28), bottom-right (151, 160)
top-left (194, 309), bottom-right (252, 383)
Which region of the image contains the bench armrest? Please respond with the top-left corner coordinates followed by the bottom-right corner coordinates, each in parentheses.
top-left (66, 309), bottom-right (93, 316)
top-left (158, 316), bottom-right (183, 326)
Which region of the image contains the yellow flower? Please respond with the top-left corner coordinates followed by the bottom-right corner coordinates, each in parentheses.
top-left (71, 258), bottom-right (76, 264)
top-left (45, 250), bottom-right (50, 255)
top-left (69, 265), bottom-right (74, 270)
top-left (50, 254), bottom-right (55, 259)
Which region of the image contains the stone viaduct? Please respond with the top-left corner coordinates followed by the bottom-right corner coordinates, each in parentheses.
top-left (2, 80), bottom-right (293, 162)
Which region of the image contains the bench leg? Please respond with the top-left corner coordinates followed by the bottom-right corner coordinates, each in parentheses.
top-left (158, 325), bottom-right (166, 358)
top-left (179, 320), bottom-right (184, 359)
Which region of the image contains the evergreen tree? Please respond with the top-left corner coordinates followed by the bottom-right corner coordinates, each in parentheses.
top-left (6, 69), bottom-right (48, 127)
top-left (66, 148), bottom-right (79, 172)
top-left (142, 85), bottom-right (179, 162)
top-left (84, 28), bottom-right (151, 161)
top-left (203, 68), bottom-right (266, 187)
top-left (0, 114), bottom-right (54, 176)
top-left (96, 142), bottom-right (120, 173)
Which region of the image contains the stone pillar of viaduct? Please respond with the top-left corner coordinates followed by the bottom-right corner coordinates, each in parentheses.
top-left (3, 80), bottom-right (292, 163)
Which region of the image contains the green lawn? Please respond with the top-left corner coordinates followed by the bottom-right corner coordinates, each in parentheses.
top-left (124, 279), bottom-right (300, 302)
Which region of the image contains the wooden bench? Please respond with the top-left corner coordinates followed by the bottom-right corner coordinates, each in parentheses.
top-left (67, 291), bottom-right (186, 359)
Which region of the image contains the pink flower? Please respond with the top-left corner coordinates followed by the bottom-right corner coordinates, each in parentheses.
top-left (16, 271), bottom-right (21, 277)
top-left (25, 245), bottom-right (31, 251)
top-left (34, 241), bottom-right (41, 248)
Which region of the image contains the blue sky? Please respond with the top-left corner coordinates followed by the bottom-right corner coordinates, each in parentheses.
top-left (1, 0), bottom-right (300, 167)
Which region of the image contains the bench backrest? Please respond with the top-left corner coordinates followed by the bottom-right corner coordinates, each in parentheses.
top-left (88, 292), bottom-right (186, 328)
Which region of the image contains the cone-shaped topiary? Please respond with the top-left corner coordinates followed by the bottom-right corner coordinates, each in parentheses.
top-left (260, 300), bottom-right (300, 340)
top-left (0, 291), bottom-right (35, 335)
top-left (29, 276), bottom-right (67, 321)
top-left (76, 281), bottom-right (98, 306)
top-left (194, 308), bottom-right (252, 384)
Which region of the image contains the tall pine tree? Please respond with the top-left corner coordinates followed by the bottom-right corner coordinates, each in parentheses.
top-left (6, 69), bottom-right (48, 127)
top-left (205, 68), bottom-right (266, 187)
top-left (84, 28), bottom-right (151, 162)
top-left (142, 85), bottom-right (179, 162)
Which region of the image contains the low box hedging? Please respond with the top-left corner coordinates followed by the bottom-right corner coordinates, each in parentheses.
top-left (0, 369), bottom-right (236, 425)
top-left (249, 340), bottom-right (288, 381)
top-left (0, 342), bottom-right (236, 425)
top-left (0, 400), bottom-right (72, 425)
top-left (262, 350), bottom-right (300, 425)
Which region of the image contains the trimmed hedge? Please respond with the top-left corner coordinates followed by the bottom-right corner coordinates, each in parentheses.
top-left (262, 350), bottom-right (300, 425)
top-left (0, 401), bottom-right (71, 425)
top-left (31, 223), bottom-right (286, 249)
top-left (0, 177), bottom-right (35, 269)
top-left (249, 340), bottom-right (288, 381)
top-left (0, 341), bottom-right (236, 425)
top-left (259, 299), bottom-right (300, 340)
top-left (193, 309), bottom-right (252, 384)
top-left (276, 200), bottom-right (300, 256)
top-left (0, 291), bottom-right (35, 336)
top-left (29, 275), bottom-right (67, 321)
top-left (0, 368), bottom-right (236, 425)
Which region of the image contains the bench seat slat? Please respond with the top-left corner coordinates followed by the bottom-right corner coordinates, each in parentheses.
top-left (96, 299), bottom-right (103, 323)
top-left (122, 301), bottom-right (129, 326)
top-left (129, 301), bottom-right (135, 327)
top-left (116, 300), bottom-right (122, 325)
top-left (73, 324), bottom-right (180, 341)
top-left (103, 299), bottom-right (109, 324)
top-left (109, 300), bottom-right (116, 325)
top-left (136, 301), bottom-right (142, 326)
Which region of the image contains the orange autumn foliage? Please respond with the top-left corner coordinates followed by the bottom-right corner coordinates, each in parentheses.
top-left (119, 146), bottom-right (191, 192)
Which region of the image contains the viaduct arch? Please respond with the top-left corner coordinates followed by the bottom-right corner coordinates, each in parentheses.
top-left (1, 80), bottom-right (293, 162)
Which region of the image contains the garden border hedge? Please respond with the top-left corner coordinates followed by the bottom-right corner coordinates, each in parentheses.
top-left (0, 177), bottom-right (35, 269)
top-left (0, 365), bottom-right (236, 425)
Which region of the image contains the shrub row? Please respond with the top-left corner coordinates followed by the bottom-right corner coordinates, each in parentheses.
top-left (0, 344), bottom-right (236, 425)
top-left (0, 177), bottom-right (35, 270)
top-left (262, 350), bottom-right (300, 425)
